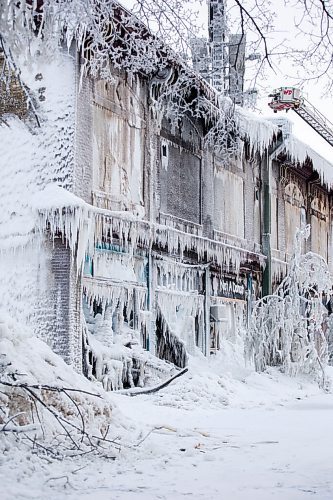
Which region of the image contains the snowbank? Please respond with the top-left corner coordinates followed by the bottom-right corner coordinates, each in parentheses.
top-left (0, 314), bottom-right (137, 458)
top-left (145, 337), bottom-right (331, 412)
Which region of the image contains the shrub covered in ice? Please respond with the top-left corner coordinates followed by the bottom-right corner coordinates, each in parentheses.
top-left (248, 226), bottom-right (332, 384)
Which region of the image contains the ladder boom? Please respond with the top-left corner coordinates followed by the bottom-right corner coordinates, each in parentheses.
top-left (268, 87), bottom-right (333, 148)
top-left (293, 99), bottom-right (333, 148)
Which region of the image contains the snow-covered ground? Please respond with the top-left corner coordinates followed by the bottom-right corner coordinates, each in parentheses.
top-left (2, 350), bottom-right (333, 500)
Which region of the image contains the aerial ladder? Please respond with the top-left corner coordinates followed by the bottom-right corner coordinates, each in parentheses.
top-left (268, 87), bottom-right (333, 148)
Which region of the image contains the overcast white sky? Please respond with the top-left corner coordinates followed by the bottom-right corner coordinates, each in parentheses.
top-left (120, 0), bottom-right (333, 163)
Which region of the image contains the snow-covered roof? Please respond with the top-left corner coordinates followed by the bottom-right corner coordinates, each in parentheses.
top-left (267, 116), bottom-right (333, 187)
top-left (235, 109), bottom-right (333, 184)
top-left (283, 134), bottom-right (333, 188)
top-left (235, 105), bottom-right (279, 154)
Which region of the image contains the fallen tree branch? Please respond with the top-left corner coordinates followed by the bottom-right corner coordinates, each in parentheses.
top-left (117, 367), bottom-right (188, 396)
top-left (0, 376), bottom-right (119, 458)
top-left (134, 425), bottom-right (177, 447)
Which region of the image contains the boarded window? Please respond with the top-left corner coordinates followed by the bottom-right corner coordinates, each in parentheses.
top-left (284, 183), bottom-right (304, 254)
top-left (92, 78), bottom-right (145, 211)
top-left (311, 196), bottom-right (328, 260)
top-left (160, 141), bottom-right (201, 224)
top-left (214, 170), bottom-right (245, 238)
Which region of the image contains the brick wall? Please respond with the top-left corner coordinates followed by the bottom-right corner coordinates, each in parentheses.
top-left (36, 237), bottom-right (82, 372)
top-left (73, 59), bottom-right (93, 203)
top-left (0, 51), bottom-right (28, 118)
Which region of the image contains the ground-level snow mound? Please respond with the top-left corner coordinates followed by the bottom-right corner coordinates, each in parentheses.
top-left (147, 339), bottom-right (329, 411)
top-left (0, 314), bottom-right (136, 458)
top-left (150, 352), bottom-right (230, 410)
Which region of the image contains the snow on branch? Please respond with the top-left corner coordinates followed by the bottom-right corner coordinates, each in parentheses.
top-left (0, 0), bottom-right (195, 80)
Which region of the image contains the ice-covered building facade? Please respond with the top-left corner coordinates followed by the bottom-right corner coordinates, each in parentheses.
top-left (1, 4), bottom-right (333, 388)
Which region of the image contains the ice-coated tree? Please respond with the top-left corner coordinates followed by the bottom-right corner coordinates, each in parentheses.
top-left (1, 0), bottom-right (332, 88)
top-left (248, 225), bottom-right (332, 383)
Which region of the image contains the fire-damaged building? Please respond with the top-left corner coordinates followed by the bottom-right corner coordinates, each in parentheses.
top-left (79, 66), bottom-right (268, 377)
top-left (1, 3), bottom-right (333, 389)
